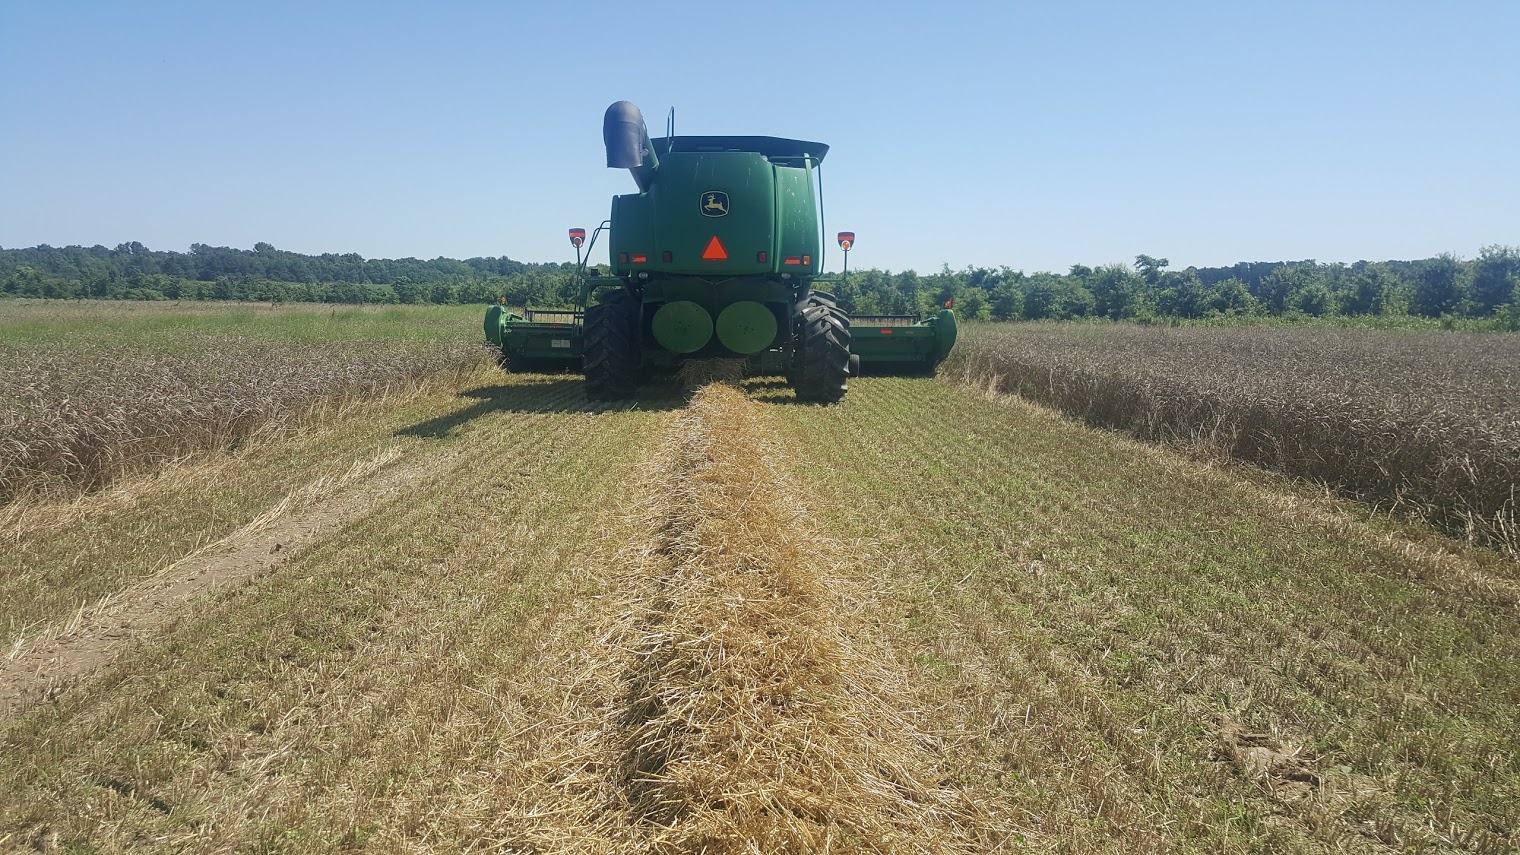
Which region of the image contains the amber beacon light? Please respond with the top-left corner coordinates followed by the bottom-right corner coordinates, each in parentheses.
top-left (837, 231), bottom-right (856, 277)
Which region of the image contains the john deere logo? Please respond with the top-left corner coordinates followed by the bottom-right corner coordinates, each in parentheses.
top-left (699, 191), bottom-right (730, 218)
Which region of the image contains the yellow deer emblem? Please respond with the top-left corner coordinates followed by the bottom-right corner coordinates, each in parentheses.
top-left (700, 191), bottom-right (730, 217)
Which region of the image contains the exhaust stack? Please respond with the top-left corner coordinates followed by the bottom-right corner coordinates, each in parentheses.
top-left (603, 100), bottom-right (659, 193)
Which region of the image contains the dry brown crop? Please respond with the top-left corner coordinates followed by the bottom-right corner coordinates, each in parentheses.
top-left (0, 336), bottom-right (482, 500)
top-left (494, 383), bottom-right (1001, 851)
top-left (945, 323), bottom-right (1520, 553)
top-left (611, 384), bottom-right (985, 850)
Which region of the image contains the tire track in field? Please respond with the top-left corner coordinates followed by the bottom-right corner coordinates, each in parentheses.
top-left (0, 443), bottom-right (469, 716)
top-left (174, 394), bottom-right (648, 845)
top-left (0, 376), bottom-right (615, 718)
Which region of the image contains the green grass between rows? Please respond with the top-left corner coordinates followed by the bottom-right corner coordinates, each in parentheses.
top-left (762, 377), bottom-right (1519, 853)
top-left (0, 299), bottom-right (486, 351)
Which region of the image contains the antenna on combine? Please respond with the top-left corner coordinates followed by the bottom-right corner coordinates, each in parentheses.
top-left (837, 232), bottom-right (855, 280)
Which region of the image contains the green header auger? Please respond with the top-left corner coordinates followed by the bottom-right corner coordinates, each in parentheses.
top-left (484, 100), bottom-right (957, 402)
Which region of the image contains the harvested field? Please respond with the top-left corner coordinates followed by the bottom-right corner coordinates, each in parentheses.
top-left (3, 306), bottom-right (1518, 852)
top-left (946, 323), bottom-right (1520, 553)
top-left (758, 377), bottom-right (1520, 853)
top-left (488, 384), bottom-right (1007, 851)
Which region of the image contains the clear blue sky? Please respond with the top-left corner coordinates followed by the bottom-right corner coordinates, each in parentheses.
top-left (2, 1), bottom-right (1516, 274)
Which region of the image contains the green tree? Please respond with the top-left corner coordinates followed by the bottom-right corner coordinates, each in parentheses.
top-left (1206, 278), bottom-right (1260, 316)
top-left (1134, 254), bottom-right (1169, 286)
top-left (955, 287), bottom-right (989, 320)
top-left (1411, 254), bottom-right (1463, 317)
top-left (1158, 272), bottom-right (1209, 318)
top-left (1023, 273), bottom-right (1094, 320)
top-left (850, 269), bottom-right (890, 314)
top-left (1471, 245), bottom-right (1520, 315)
top-left (1262, 264), bottom-right (1329, 315)
top-left (1089, 263), bottom-right (1144, 319)
top-left (989, 281), bottom-right (1024, 320)
top-left (393, 278), bottom-right (425, 304)
top-left (1288, 282), bottom-right (1336, 316)
top-left (893, 271), bottom-right (921, 315)
top-left (925, 264), bottom-right (961, 314)
top-left (1343, 267), bottom-right (1402, 315)
top-left (3, 265), bottom-right (44, 296)
top-left (1502, 283), bottom-right (1520, 331)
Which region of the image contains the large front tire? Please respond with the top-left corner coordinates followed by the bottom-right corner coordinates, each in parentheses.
top-left (584, 289), bottom-right (641, 400)
top-left (790, 296), bottom-right (852, 404)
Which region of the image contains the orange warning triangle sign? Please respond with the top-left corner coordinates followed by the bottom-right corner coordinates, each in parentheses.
top-left (701, 235), bottom-right (728, 261)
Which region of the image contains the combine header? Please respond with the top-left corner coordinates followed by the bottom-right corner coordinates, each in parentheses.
top-left (483, 306), bottom-right (582, 372)
top-left (850, 307), bottom-right (959, 375)
top-left (485, 100), bottom-right (957, 401)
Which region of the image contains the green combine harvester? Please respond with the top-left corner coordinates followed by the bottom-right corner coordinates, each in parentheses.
top-left (484, 100), bottom-right (957, 402)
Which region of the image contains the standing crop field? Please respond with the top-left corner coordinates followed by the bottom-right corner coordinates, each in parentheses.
top-left (945, 323), bottom-right (1520, 553)
top-left (0, 300), bottom-right (487, 499)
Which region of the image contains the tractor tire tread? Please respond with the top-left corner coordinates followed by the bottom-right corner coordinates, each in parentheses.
top-left (584, 289), bottom-right (640, 399)
top-left (790, 295), bottom-right (852, 404)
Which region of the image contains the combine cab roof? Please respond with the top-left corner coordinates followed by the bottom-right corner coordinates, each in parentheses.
top-left (651, 135), bottom-right (829, 165)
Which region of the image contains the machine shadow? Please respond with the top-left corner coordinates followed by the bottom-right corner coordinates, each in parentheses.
top-left (396, 376), bottom-right (688, 439)
top-left (739, 378), bottom-right (813, 406)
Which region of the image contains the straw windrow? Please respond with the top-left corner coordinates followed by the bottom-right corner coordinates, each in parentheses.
top-left (674, 357), bottom-right (748, 389)
top-left (493, 382), bottom-right (992, 851)
top-left (611, 383), bottom-right (978, 851)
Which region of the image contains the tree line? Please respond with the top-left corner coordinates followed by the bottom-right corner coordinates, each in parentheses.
top-left (827, 248), bottom-right (1520, 326)
top-left (0, 242), bottom-right (578, 307)
top-left (3, 241), bottom-right (1517, 326)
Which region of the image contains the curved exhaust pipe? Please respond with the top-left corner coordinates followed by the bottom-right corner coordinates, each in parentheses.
top-left (603, 100), bottom-right (659, 193)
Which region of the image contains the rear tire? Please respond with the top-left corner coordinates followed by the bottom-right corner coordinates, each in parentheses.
top-left (584, 289), bottom-right (640, 400)
top-left (790, 295), bottom-right (852, 404)
top-left (786, 291), bottom-right (838, 385)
